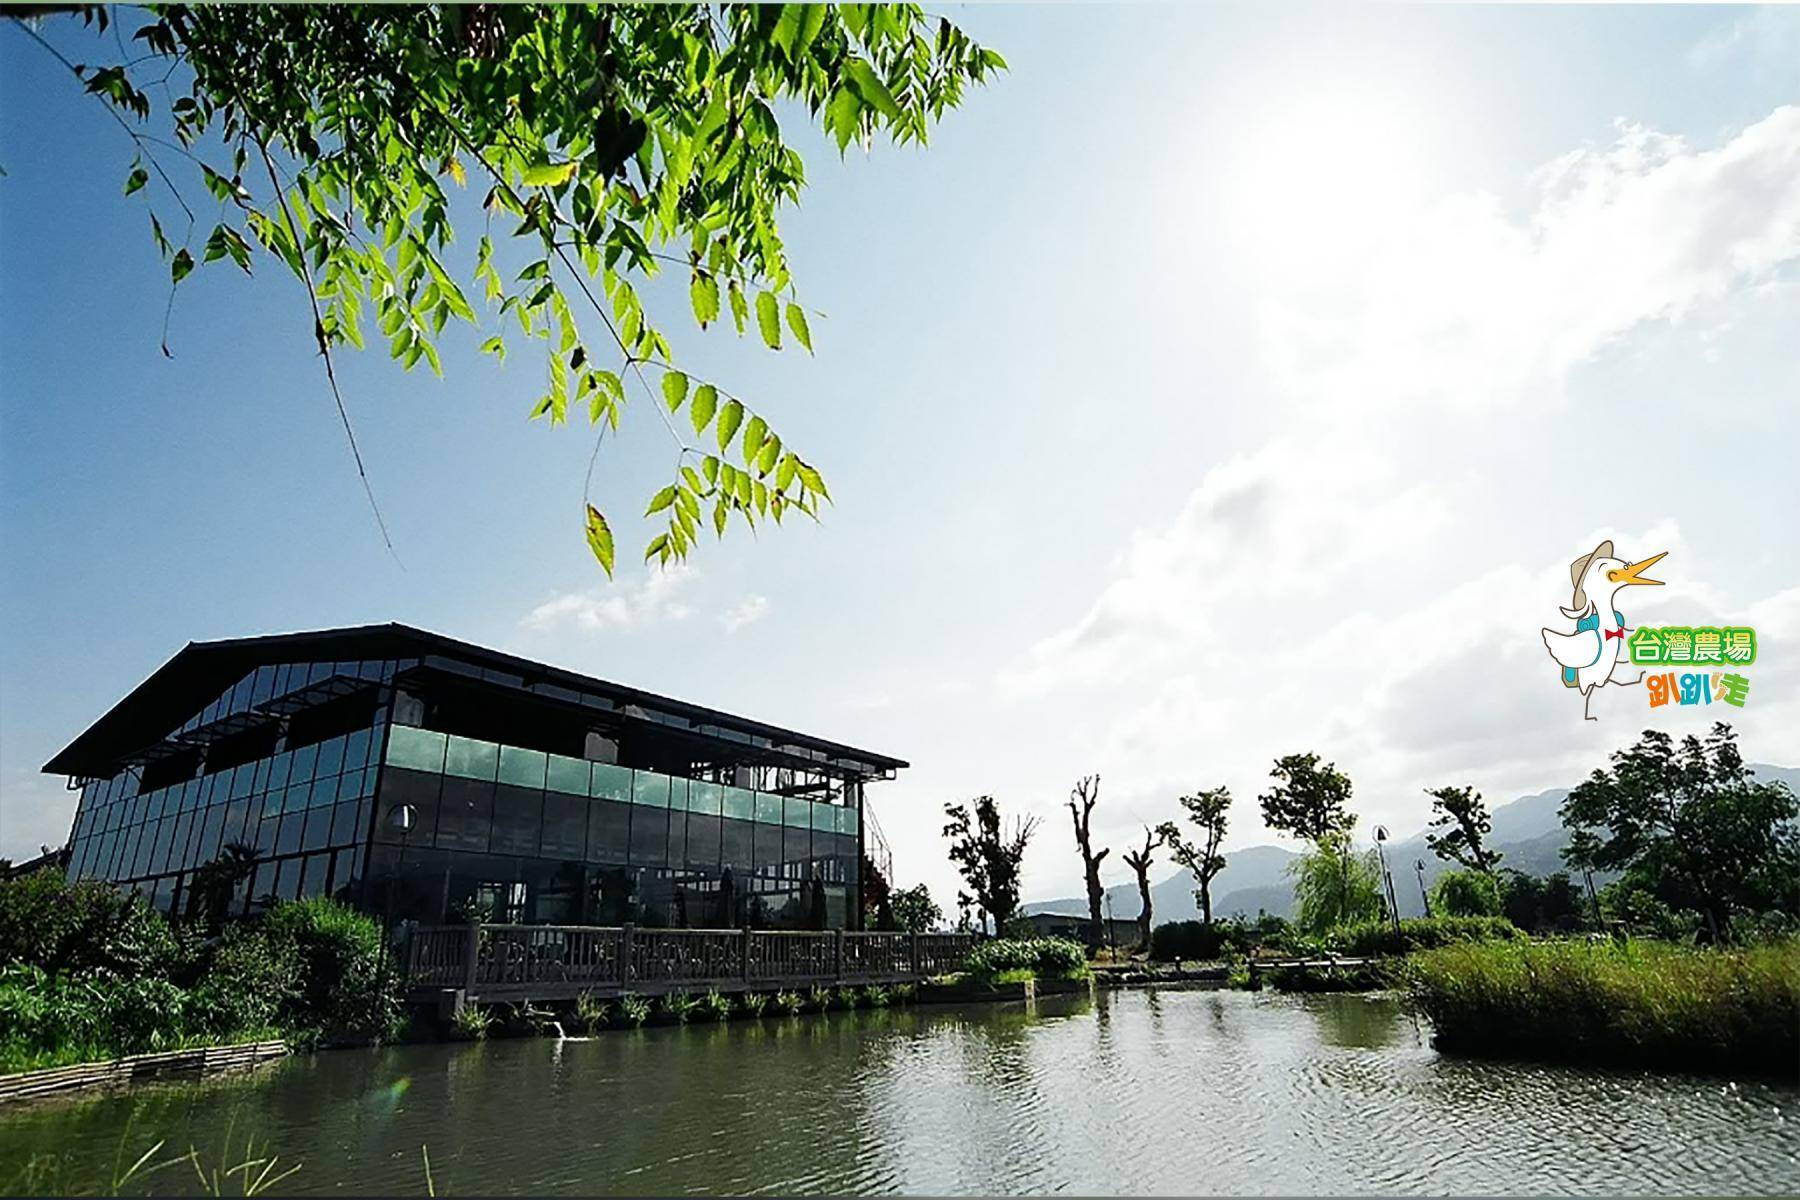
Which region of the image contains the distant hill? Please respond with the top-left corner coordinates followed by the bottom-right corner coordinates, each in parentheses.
top-left (1023, 763), bottom-right (1799, 925)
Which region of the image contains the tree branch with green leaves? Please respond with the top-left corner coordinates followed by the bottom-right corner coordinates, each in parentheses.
top-left (16, 3), bottom-right (1003, 574)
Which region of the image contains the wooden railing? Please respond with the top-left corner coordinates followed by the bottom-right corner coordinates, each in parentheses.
top-left (401, 924), bottom-right (978, 1000)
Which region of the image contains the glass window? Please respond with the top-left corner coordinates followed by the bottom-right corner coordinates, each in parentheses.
top-left (839, 805), bottom-right (860, 836)
top-left (377, 768), bottom-right (441, 846)
top-left (688, 780), bottom-right (723, 815)
top-left (435, 776), bottom-right (495, 852)
top-left (783, 826), bottom-right (811, 874)
top-left (721, 817), bottom-right (754, 871)
top-left (223, 799), bottom-right (252, 851)
top-left (586, 800), bottom-right (632, 865)
top-left (753, 823), bottom-right (783, 876)
top-left (385, 726), bottom-right (447, 774)
top-left (199, 806), bottom-right (226, 865)
top-left (722, 787), bottom-right (755, 822)
top-left (490, 784), bottom-right (544, 856)
top-left (590, 762), bottom-right (632, 802)
top-left (337, 769), bottom-right (367, 804)
top-left (540, 793), bottom-right (587, 859)
top-left (276, 812), bottom-right (304, 857)
top-left (444, 735), bottom-right (499, 782)
top-left (315, 735), bottom-right (347, 778)
top-left (290, 741), bottom-right (320, 784)
top-left (685, 814), bottom-right (721, 871)
top-left (812, 804), bottom-right (838, 832)
top-left (296, 854), bottom-right (327, 900)
top-left (546, 753), bottom-right (590, 796)
top-left (310, 775), bottom-right (338, 809)
top-left (665, 807), bottom-right (687, 866)
top-left (302, 805), bottom-right (333, 852)
top-left (266, 751), bottom-right (292, 793)
top-left (631, 771), bottom-right (670, 808)
top-left (255, 815), bottom-right (279, 855)
top-left (784, 797), bottom-right (815, 829)
top-left (498, 746), bottom-right (547, 789)
top-left (329, 845), bottom-right (365, 904)
top-left (629, 806), bottom-right (668, 866)
top-left (325, 797), bottom-right (361, 845)
top-left (343, 726), bottom-right (373, 771)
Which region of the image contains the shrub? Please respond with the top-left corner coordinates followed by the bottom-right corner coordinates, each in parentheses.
top-left (1405, 937), bottom-right (1800, 1076)
top-left (252, 898), bottom-right (402, 1045)
top-left (964, 937), bottom-right (1089, 986)
top-left (450, 1004), bottom-right (493, 1041)
top-left (574, 992), bottom-right (610, 1034)
top-left (662, 992), bottom-right (699, 1023)
top-left (1332, 916), bottom-right (1521, 958)
top-left (738, 991), bottom-right (769, 1018)
top-left (1264, 960), bottom-right (1397, 992)
top-left (858, 985), bottom-right (890, 1008)
top-left (699, 990), bottom-right (734, 1021)
top-left (805, 985), bottom-right (831, 1011)
top-left (890, 982), bottom-right (917, 1004)
top-left (1149, 915), bottom-right (1299, 962)
top-left (0, 870), bottom-right (191, 979)
top-left (771, 990), bottom-right (802, 1015)
top-left (618, 994), bottom-right (652, 1027)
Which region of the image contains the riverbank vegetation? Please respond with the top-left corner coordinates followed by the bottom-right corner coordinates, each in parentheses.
top-left (0, 870), bottom-right (400, 1074)
top-left (1406, 937), bottom-right (1799, 1075)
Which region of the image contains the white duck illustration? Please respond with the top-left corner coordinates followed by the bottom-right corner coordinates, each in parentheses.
top-left (1540, 540), bottom-right (1666, 721)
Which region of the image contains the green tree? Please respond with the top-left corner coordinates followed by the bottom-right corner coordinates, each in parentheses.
top-left (1431, 868), bottom-right (1502, 918)
top-left (942, 796), bottom-right (1039, 936)
top-left (1561, 723), bottom-right (1799, 944)
top-left (1158, 786), bottom-right (1231, 925)
top-left (1289, 832), bottom-right (1383, 936)
top-left (888, 883), bottom-right (942, 933)
top-left (13, 4), bottom-right (1002, 571)
top-left (1259, 753), bottom-right (1354, 844)
top-left (1498, 870), bottom-right (1588, 934)
top-left (1423, 785), bottom-right (1502, 874)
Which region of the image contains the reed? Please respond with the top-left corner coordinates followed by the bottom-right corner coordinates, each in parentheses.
top-left (1405, 937), bottom-right (1799, 1076)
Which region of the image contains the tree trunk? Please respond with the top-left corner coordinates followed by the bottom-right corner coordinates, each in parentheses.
top-left (1068, 776), bottom-right (1109, 948)
top-left (1134, 868), bottom-right (1153, 949)
top-left (1199, 879), bottom-right (1213, 926)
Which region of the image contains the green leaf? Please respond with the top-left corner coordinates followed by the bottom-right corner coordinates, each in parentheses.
top-left (123, 164), bottom-right (148, 196)
top-left (646, 486), bottom-right (678, 515)
top-left (786, 303), bottom-right (812, 353)
top-left (689, 272), bottom-right (721, 327)
top-left (661, 370), bottom-right (688, 412)
top-left (716, 400), bottom-right (744, 452)
top-left (522, 160), bottom-right (577, 187)
top-left (826, 89), bottom-right (862, 153)
top-left (728, 281), bottom-right (748, 335)
top-left (755, 291), bottom-right (781, 350)
top-left (742, 415), bottom-right (768, 465)
top-left (479, 335), bottom-right (506, 362)
top-left (690, 384), bottom-right (718, 435)
top-left (713, 499), bottom-right (729, 537)
top-left (798, 463), bottom-right (831, 499)
top-left (777, 453), bottom-right (799, 492)
top-left (170, 249), bottom-right (194, 284)
top-left (585, 505), bottom-right (616, 577)
top-left (846, 60), bottom-right (902, 121)
top-left (758, 433), bottom-right (781, 476)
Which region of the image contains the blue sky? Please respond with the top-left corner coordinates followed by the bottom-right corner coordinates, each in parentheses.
top-left (4, 4), bottom-right (1798, 906)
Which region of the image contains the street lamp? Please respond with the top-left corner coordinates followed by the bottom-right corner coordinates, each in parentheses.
top-left (1414, 859), bottom-right (1432, 919)
top-left (381, 803), bottom-right (418, 979)
top-left (1373, 825), bottom-right (1401, 934)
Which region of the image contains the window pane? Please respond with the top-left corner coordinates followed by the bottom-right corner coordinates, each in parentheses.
top-left (629, 806), bottom-right (668, 866)
top-left (546, 754), bottom-right (590, 797)
top-left (839, 805), bottom-right (859, 836)
top-left (631, 771), bottom-right (670, 808)
top-left (540, 793), bottom-right (587, 859)
top-left (490, 784), bottom-right (544, 856)
top-left (586, 800), bottom-right (632, 865)
top-left (590, 763), bottom-right (632, 802)
top-left (302, 805), bottom-right (333, 852)
top-left (315, 735), bottom-right (347, 778)
top-left (436, 776), bottom-right (495, 852)
top-left (386, 726), bottom-right (447, 773)
top-left (784, 797), bottom-right (814, 829)
top-left (688, 780), bottom-right (723, 815)
top-left (329, 800), bottom-right (363, 847)
top-left (812, 804), bottom-right (838, 832)
top-left (377, 768), bottom-right (442, 847)
top-left (498, 746), bottom-right (547, 789)
top-left (444, 735), bottom-right (499, 782)
top-left (722, 787), bottom-right (755, 822)
top-left (344, 726), bottom-right (373, 771)
top-left (685, 814), bottom-right (721, 871)
top-left (276, 812), bottom-right (304, 856)
top-left (721, 817), bottom-right (754, 871)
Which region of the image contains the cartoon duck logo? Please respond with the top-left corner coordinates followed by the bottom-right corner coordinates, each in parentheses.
top-left (1540, 540), bottom-right (1667, 721)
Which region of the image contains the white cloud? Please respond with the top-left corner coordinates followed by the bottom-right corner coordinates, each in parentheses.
top-left (520, 565), bottom-right (696, 633)
top-left (719, 594), bottom-right (770, 633)
top-left (1259, 105), bottom-right (1800, 412)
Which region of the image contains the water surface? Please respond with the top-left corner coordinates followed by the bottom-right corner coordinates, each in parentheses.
top-left (2, 987), bottom-right (1795, 1195)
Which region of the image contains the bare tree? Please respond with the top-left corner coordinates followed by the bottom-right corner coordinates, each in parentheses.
top-left (1121, 824), bottom-right (1169, 950)
top-left (1068, 775), bottom-right (1111, 946)
top-left (1160, 786), bottom-right (1232, 925)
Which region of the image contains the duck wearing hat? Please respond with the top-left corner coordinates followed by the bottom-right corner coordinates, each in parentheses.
top-left (1540, 540), bottom-right (1666, 721)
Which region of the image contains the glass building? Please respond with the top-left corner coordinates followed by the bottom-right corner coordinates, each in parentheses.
top-left (45, 624), bottom-right (903, 930)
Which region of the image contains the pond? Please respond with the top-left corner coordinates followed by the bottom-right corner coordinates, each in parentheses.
top-left (2, 987), bottom-right (1796, 1195)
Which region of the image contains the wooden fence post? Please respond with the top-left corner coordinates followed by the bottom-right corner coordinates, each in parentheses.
top-left (742, 927), bottom-right (753, 983)
top-left (910, 931), bottom-right (920, 975)
top-left (621, 923), bottom-right (636, 986)
top-left (463, 922), bottom-right (481, 995)
top-left (834, 929), bottom-right (846, 982)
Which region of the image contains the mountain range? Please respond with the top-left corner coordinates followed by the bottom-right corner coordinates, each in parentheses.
top-left (1021, 763), bottom-right (1799, 924)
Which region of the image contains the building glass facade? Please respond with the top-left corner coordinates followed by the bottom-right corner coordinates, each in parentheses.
top-left (50, 627), bottom-right (894, 931)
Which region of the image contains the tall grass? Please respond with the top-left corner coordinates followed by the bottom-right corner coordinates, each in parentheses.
top-left (1405, 937), bottom-right (1799, 1076)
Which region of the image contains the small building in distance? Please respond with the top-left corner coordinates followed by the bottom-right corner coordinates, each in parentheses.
top-left (45, 623), bottom-right (905, 930)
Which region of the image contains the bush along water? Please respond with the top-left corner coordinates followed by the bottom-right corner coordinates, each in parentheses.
top-left (1404, 937), bottom-right (1800, 1076)
top-left (0, 871), bottom-right (402, 1073)
top-left (963, 937), bottom-right (1090, 987)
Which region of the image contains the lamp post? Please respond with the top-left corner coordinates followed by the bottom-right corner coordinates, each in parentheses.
top-left (1414, 859), bottom-right (1432, 919)
top-left (381, 803), bottom-right (417, 982)
top-left (1373, 825), bottom-right (1401, 935)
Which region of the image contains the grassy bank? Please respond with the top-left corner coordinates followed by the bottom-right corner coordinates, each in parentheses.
top-left (1405, 937), bottom-right (1799, 1076)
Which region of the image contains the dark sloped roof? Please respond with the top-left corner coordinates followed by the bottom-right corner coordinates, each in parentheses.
top-left (42, 622), bottom-right (907, 778)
